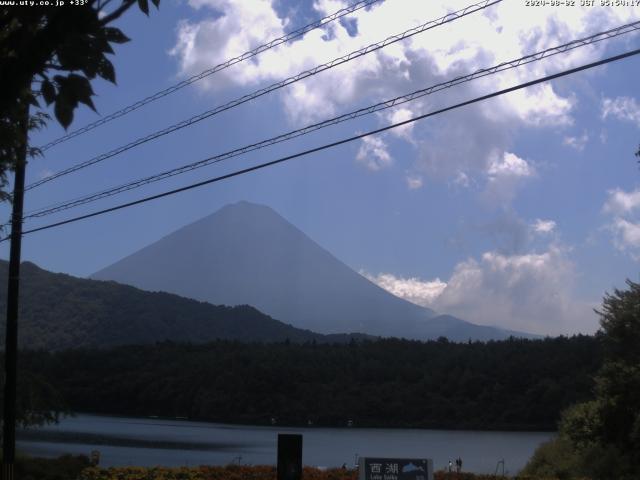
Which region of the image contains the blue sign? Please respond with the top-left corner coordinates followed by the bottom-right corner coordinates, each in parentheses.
top-left (358, 458), bottom-right (433, 480)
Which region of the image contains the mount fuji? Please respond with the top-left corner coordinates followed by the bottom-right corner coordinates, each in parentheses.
top-left (93, 201), bottom-right (533, 341)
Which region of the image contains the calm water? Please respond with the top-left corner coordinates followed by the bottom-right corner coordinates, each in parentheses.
top-left (17, 414), bottom-right (553, 475)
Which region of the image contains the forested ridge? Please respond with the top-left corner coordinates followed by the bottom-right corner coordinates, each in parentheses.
top-left (20, 335), bottom-right (599, 431)
top-left (0, 261), bottom-right (368, 349)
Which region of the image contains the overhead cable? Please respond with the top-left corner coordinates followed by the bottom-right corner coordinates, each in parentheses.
top-left (26, 0), bottom-right (501, 191)
top-left (37, 0), bottom-right (385, 152)
top-left (22, 20), bottom-right (640, 220)
top-left (5, 46), bottom-right (639, 242)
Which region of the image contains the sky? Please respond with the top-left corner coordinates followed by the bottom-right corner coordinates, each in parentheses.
top-left (2, 0), bottom-right (640, 336)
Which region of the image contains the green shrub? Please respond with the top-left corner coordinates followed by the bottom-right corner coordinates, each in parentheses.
top-left (520, 437), bottom-right (584, 480)
top-left (15, 454), bottom-right (91, 480)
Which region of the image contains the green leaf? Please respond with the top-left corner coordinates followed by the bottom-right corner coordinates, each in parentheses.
top-left (65, 74), bottom-right (96, 112)
top-left (54, 98), bottom-right (74, 129)
top-left (28, 94), bottom-right (39, 108)
top-left (103, 27), bottom-right (130, 44)
top-left (41, 79), bottom-right (56, 105)
top-left (137, 0), bottom-right (149, 15)
top-left (52, 74), bottom-right (96, 128)
top-left (28, 111), bottom-right (50, 132)
top-left (78, 49), bottom-right (103, 79)
top-left (66, 74), bottom-right (94, 94)
top-left (52, 74), bottom-right (67, 86)
top-left (28, 146), bottom-right (44, 159)
top-left (56, 36), bottom-right (90, 71)
top-left (78, 94), bottom-right (96, 111)
top-left (91, 35), bottom-right (114, 55)
top-left (96, 57), bottom-right (116, 84)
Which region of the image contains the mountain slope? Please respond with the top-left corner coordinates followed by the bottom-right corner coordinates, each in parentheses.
top-left (93, 201), bottom-right (530, 341)
top-left (0, 261), bottom-right (367, 350)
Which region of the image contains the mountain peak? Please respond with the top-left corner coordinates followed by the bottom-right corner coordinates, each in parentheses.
top-left (192, 201), bottom-right (291, 234)
top-left (92, 202), bottom-right (529, 341)
top-left (217, 200), bottom-right (276, 214)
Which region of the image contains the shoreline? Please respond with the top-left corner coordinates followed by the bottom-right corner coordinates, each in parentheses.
top-left (44, 411), bottom-right (558, 434)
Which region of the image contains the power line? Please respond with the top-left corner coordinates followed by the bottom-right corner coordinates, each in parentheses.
top-left (21, 20), bottom-right (640, 221)
top-left (25, 0), bottom-right (501, 191)
top-left (6, 46), bottom-right (639, 242)
top-left (37, 0), bottom-right (385, 152)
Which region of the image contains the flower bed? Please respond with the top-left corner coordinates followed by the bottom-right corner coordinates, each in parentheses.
top-left (77, 464), bottom-right (590, 480)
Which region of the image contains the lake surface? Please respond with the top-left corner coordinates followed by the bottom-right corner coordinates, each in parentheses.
top-left (17, 414), bottom-right (553, 475)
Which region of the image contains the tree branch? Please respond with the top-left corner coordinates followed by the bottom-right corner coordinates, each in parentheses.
top-left (98, 0), bottom-right (137, 26)
top-left (100, 0), bottom-right (117, 9)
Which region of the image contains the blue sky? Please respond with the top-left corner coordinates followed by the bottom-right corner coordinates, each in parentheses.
top-left (2, 0), bottom-right (640, 335)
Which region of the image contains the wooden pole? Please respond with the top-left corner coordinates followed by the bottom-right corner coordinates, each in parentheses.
top-left (2, 103), bottom-right (28, 480)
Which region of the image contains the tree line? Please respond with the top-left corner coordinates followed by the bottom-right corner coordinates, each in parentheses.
top-left (522, 281), bottom-right (640, 479)
top-left (17, 335), bottom-right (600, 431)
top-left (0, 260), bottom-right (368, 350)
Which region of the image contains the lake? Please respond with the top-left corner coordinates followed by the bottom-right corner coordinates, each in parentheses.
top-left (17, 414), bottom-right (553, 475)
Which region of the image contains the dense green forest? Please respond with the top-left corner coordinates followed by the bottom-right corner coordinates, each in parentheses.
top-left (522, 280), bottom-right (640, 480)
top-left (0, 261), bottom-right (367, 349)
top-left (19, 335), bottom-right (599, 431)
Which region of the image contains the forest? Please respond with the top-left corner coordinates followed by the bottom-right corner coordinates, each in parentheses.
top-left (18, 335), bottom-right (600, 431)
top-left (0, 260), bottom-right (367, 350)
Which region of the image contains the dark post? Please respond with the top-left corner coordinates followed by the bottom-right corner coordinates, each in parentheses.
top-left (2, 104), bottom-right (28, 480)
top-left (277, 434), bottom-right (303, 480)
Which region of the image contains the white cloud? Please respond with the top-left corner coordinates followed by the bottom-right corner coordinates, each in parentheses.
top-left (452, 171), bottom-right (471, 188)
top-left (532, 219), bottom-right (556, 235)
top-left (532, 219), bottom-right (556, 234)
top-left (406, 174), bottom-right (423, 190)
top-left (383, 106), bottom-right (417, 141)
top-left (435, 249), bottom-right (596, 336)
top-left (484, 151), bottom-right (535, 205)
top-left (499, 84), bottom-right (574, 127)
top-left (603, 187), bottom-right (640, 215)
top-left (38, 169), bottom-right (54, 180)
top-left (488, 152), bottom-right (533, 178)
top-left (563, 131), bottom-right (589, 151)
top-left (170, 0), bottom-right (287, 91)
top-left (601, 96), bottom-right (640, 127)
top-left (362, 271), bottom-right (446, 307)
top-left (170, 0), bottom-right (638, 188)
top-left (599, 130), bottom-right (608, 144)
top-left (602, 187), bottom-right (640, 258)
top-left (366, 247), bottom-right (597, 335)
top-left (355, 135), bottom-right (392, 171)
top-left (610, 218), bottom-right (640, 251)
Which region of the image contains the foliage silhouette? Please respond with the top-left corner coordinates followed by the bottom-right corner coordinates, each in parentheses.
top-left (0, 0), bottom-right (159, 200)
top-left (19, 335), bottom-right (600, 431)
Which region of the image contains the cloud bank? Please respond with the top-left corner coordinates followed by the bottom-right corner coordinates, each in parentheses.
top-left (602, 96), bottom-right (640, 127)
top-left (603, 187), bottom-right (640, 258)
top-left (364, 246), bottom-right (597, 336)
top-left (171, 0), bottom-right (637, 186)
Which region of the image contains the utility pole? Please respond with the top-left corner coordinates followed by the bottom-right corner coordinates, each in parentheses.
top-left (2, 103), bottom-right (29, 480)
